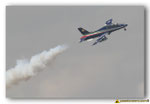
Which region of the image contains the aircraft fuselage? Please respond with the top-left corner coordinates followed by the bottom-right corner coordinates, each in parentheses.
top-left (80, 24), bottom-right (128, 42)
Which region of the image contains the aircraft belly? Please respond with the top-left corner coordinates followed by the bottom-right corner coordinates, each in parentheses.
top-left (88, 33), bottom-right (102, 39)
top-left (87, 39), bottom-right (94, 42)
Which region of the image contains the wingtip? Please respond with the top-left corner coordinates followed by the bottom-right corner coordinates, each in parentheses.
top-left (92, 42), bottom-right (97, 46)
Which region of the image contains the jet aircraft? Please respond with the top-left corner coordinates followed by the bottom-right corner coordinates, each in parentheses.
top-left (78, 19), bottom-right (128, 45)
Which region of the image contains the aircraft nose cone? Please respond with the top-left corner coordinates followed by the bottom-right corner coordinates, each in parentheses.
top-left (121, 24), bottom-right (128, 28)
top-left (124, 24), bottom-right (128, 27)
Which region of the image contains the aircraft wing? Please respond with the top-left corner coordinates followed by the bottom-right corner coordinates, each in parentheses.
top-left (92, 35), bottom-right (107, 45)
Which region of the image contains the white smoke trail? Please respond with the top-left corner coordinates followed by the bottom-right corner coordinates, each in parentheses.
top-left (6, 45), bottom-right (68, 88)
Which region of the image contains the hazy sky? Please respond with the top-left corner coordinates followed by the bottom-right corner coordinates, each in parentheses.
top-left (6, 6), bottom-right (144, 98)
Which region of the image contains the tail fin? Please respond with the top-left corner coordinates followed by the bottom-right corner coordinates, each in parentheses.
top-left (78, 27), bottom-right (90, 35)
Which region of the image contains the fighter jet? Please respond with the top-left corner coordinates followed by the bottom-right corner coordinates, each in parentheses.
top-left (78, 19), bottom-right (128, 45)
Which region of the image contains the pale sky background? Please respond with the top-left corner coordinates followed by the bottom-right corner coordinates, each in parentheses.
top-left (6, 6), bottom-right (144, 98)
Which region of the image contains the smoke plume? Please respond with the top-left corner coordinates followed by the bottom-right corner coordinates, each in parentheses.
top-left (6, 45), bottom-right (68, 88)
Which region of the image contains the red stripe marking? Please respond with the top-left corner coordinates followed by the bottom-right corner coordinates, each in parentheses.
top-left (80, 32), bottom-right (104, 39)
